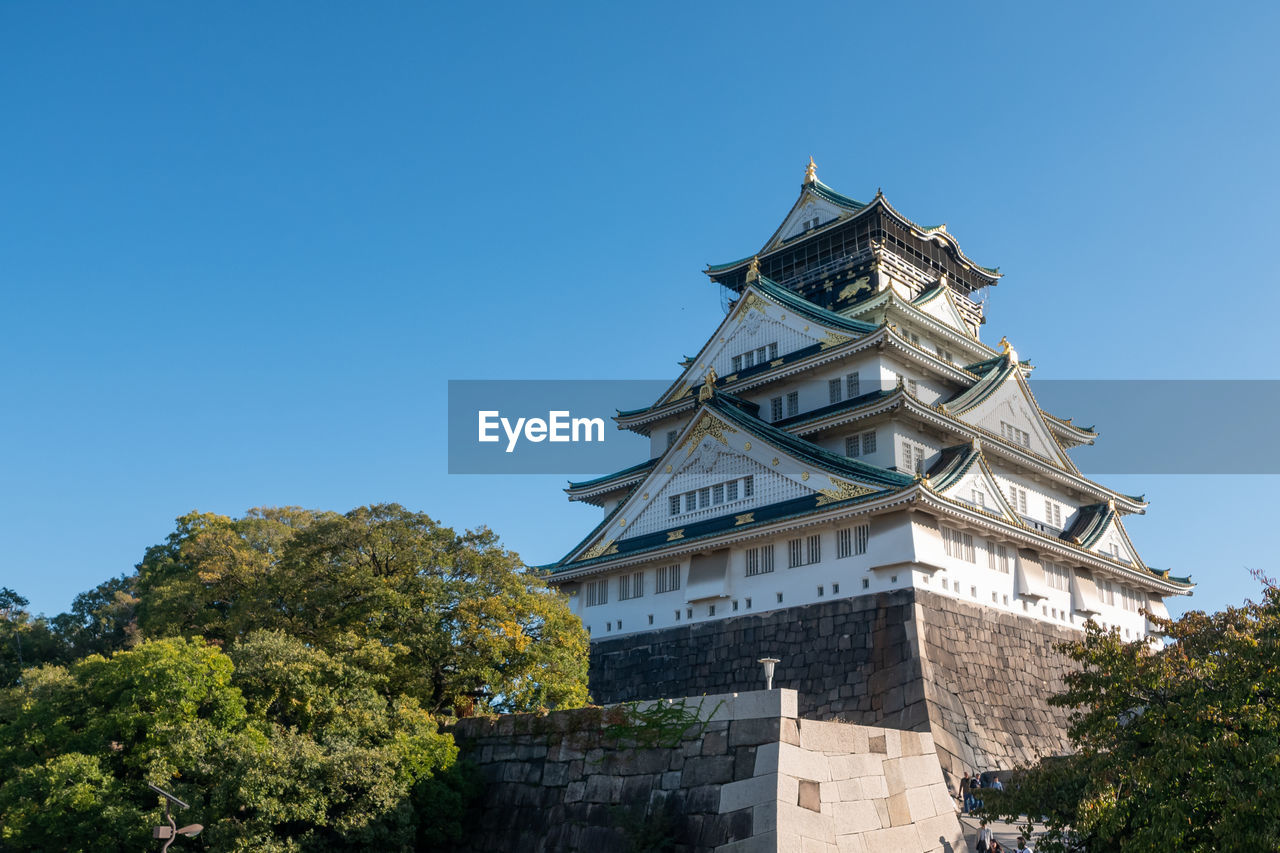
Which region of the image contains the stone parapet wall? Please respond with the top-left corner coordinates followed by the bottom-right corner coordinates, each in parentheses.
top-left (587, 589), bottom-right (1077, 786)
top-left (451, 689), bottom-right (965, 853)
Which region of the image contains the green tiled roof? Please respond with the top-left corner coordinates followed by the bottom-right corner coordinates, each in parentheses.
top-left (808, 180), bottom-right (867, 211)
top-left (1062, 502), bottom-right (1113, 548)
top-left (566, 458), bottom-right (658, 491)
top-left (705, 254), bottom-right (756, 274)
top-left (750, 275), bottom-right (878, 335)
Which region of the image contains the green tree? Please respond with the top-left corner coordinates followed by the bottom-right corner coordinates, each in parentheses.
top-left (137, 504), bottom-right (589, 714)
top-left (982, 581), bottom-right (1280, 852)
top-left (0, 633), bottom-right (462, 852)
top-left (0, 588), bottom-right (63, 689)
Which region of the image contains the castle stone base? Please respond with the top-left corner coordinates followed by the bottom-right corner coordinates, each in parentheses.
top-left (452, 689), bottom-right (965, 853)
top-left (587, 588), bottom-right (1077, 784)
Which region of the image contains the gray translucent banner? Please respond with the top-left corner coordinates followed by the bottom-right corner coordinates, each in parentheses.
top-left (447, 379), bottom-right (1280, 475)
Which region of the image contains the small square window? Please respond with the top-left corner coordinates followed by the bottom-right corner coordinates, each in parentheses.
top-left (1003, 595), bottom-right (1009, 605)
top-left (991, 592), bottom-right (998, 603)
top-left (745, 597), bottom-right (752, 609)
top-left (970, 586), bottom-right (977, 598)
top-left (832, 583), bottom-right (839, 594)
top-left (732, 600), bottom-right (739, 611)
top-left (817, 585), bottom-right (825, 597)
top-left (648, 614), bottom-right (654, 624)
top-left (686, 608), bottom-right (693, 619)
top-left (606, 622), bottom-right (612, 632)
top-left (861, 578), bottom-right (870, 589)
top-left (776, 592), bottom-right (784, 603)
top-left (891, 575), bottom-right (898, 583)
top-left (708, 605), bottom-right (716, 617)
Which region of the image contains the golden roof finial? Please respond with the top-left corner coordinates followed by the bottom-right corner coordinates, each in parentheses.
top-left (698, 367), bottom-right (718, 402)
top-left (998, 336), bottom-right (1011, 354)
top-left (745, 255), bottom-right (760, 283)
top-left (804, 156), bottom-right (817, 184)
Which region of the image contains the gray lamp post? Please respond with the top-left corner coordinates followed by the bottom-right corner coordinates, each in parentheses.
top-left (758, 657), bottom-right (780, 690)
top-left (148, 783), bottom-right (203, 852)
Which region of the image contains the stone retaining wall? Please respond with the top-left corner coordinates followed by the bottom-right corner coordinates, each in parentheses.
top-left (450, 689), bottom-right (965, 853)
top-left (587, 589), bottom-right (1077, 785)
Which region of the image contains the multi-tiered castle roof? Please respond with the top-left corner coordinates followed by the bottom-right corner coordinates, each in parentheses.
top-left (548, 161), bottom-right (1191, 642)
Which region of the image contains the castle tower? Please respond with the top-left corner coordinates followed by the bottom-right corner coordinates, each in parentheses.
top-left (545, 163), bottom-right (1193, 782)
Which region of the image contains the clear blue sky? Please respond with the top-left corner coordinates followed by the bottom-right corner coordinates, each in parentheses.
top-left (2, 3), bottom-right (1276, 619)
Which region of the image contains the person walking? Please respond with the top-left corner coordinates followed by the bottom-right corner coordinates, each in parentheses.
top-left (1015, 836), bottom-right (1033, 852)
top-left (958, 773), bottom-right (972, 813)
top-left (976, 818), bottom-right (994, 852)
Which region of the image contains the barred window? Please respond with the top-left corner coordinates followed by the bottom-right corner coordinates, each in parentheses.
top-left (1044, 500), bottom-right (1063, 527)
top-left (743, 475), bottom-right (754, 498)
top-left (846, 435), bottom-right (859, 457)
top-left (732, 355), bottom-right (742, 372)
top-left (770, 396), bottom-right (783, 421)
top-left (769, 343), bottom-right (778, 360)
top-left (786, 391), bottom-right (799, 417)
top-left (712, 484), bottom-right (724, 505)
top-left (829, 378), bottom-right (843, 404)
top-left (656, 564), bottom-right (681, 593)
top-left (669, 496), bottom-right (680, 516)
top-left (788, 538), bottom-right (803, 568)
top-left (846, 372), bottom-right (860, 399)
top-left (836, 524), bottom-right (870, 558)
top-left (619, 571), bottom-right (645, 600)
top-left (726, 480), bottom-right (738, 501)
top-left (807, 534), bottom-right (821, 564)
top-left (987, 542), bottom-right (1010, 573)
top-left (941, 526), bottom-right (975, 562)
top-left (862, 431), bottom-right (876, 454)
top-left (584, 579), bottom-right (609, 607)
top-left (745, 545), bottom-right (774, 576)
top-left (1006, 485), bottom-right (1028, 514)
top-left (1000, 421), bottom-right (1031, 448)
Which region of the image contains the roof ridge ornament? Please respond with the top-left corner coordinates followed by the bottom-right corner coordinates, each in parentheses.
top-left (745, 255), bottom-right (761, 283)
top-left (804, 156), bottom-right (817, 184)
top-left (698, 367), bottom-right (718, 402)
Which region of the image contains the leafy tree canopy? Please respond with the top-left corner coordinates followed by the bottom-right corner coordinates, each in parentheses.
top-left (981, 580), bottom-right (1280, 852)
top-left (134, 503), bottom-right (588, 714)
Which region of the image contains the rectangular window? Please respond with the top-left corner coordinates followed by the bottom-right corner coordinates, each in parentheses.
top-left (806, 534), bottom-right (821, 564)
top-left (726, 480), bottom-right (738, 501)
top-left (698, 487), bottom-right (710, 508)
top-left (669, 496), bottom-right (680, 516)
top-left (745, 544), bottom-right (774, 576)
top-left (987, 542), bottom-right (1010, 573)
top-left (1043, 500), bottom-right (1063, 528)
top-left (836, 524), bottom-right (870, 558)
top-left (829, 378), bottom-right (843, 404)
top-left (846, 372), bottom-right (860, 399)
top-left (846, 435), bottom-right (860, 457)
top-left (584, 579), bottom-right (609, 607)
top-left (771, 396), bottom-right (783, 421)
top-left (756, 346), bottom-right (767, 364)
top-left (712, 484), bottom-right (724, 505)
top-left (731, 355), bottom-right (742, 373)
top-left (1006, 485), bottom-right (1028, 515)
top-left (742, 350), bottom-right (755, 369)
top-left (708, 604), bottom-right (716, 617)
top-left (656, 564), bottom-right (681, 594)
top-left (1001, 421), bottom-right (1031, 448)
top-left (862, 430), bottom-right (876, 455)
top-left (786, 391), bottom-right (799, 417)
top-left (973, 489), bottom-right (986, 508)
top-left (817, 585), bottom-right (824, 597)
top-left (684, 492), bottom-right (695, 512)
top-left (769, 343), bottom-right (778, 360)
top-left (788, 538), bottom-right (803, 568)
top-left (902, 441), bottom-right (926, 474)
top-left (942, 526), bottom-right (976, 562)
top-left (743, 475), bottom-right (754, 498)
top-left (907, 378), bottom-right (918, 397)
